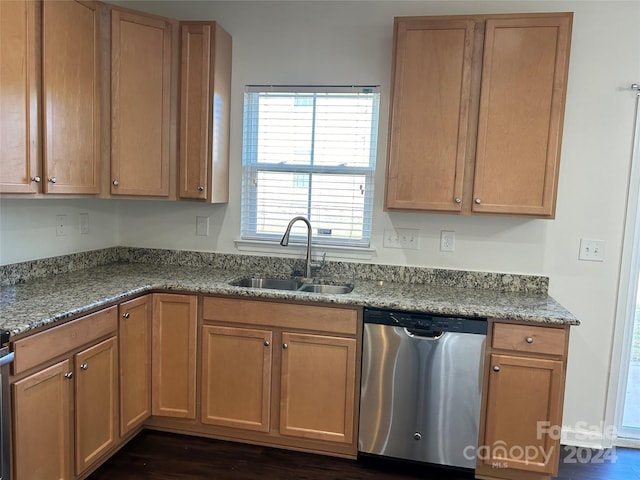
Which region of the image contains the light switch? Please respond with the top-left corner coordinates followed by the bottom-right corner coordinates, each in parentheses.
top-left (579, 239), bottom-right (605, 262)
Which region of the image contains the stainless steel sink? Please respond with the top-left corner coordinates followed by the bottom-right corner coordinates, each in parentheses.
top-left (298, 284), bottom-right (353, 294)
top-left (230, 277), bottom-right (353, 294)
top-left (230, 277), bottom-right (302, 291)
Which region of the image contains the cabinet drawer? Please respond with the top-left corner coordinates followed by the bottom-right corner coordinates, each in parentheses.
top-left (202, 297), bottom-right (358, 336)
top-left (492, 322), bottom-right (567, 356)
top-left (13, 306), bottom-right (118, 375)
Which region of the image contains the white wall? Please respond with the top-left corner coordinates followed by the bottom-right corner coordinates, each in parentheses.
top-left (1, 0), bottom-right (639, 447)
top-left (0, 199), bottom-right (119, 264)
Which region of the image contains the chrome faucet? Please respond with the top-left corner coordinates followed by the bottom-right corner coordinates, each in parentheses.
top-left (280, 216), bottom-right (313, 279)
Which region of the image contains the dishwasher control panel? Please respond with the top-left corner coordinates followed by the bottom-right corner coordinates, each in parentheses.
top-left (363, 307), bottom-right (487, 335)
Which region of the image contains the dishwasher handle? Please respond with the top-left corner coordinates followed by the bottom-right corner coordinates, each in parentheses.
top-left (404, 328), bottom-right (445, 340)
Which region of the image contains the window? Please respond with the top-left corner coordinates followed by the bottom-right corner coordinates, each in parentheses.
top-left (241, 85), bottom-right (380, 247)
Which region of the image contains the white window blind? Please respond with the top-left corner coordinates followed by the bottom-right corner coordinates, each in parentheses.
top-left (241, 85), bottom-right (380, 247)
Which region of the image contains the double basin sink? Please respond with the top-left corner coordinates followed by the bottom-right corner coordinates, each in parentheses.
top-left (231, 277), bottom-right (353, 295)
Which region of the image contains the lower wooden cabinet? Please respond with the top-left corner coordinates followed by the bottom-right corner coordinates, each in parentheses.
top-left (198, 296), bottom-right (361, 456)
top-left (13, 360), bottom-right (73, 479)
top-left (280, 332), bottom-right (356, 444)
top-left (201, 325), bottom-right (272, 431)
top-left (12, 308), bottom-right (118, 479)
top-left (476, 321), bottom-right (569, 480)
top-left (152, 293), bottom-right (197, 419)
top-left (119, 295), bottom-right (152, 437)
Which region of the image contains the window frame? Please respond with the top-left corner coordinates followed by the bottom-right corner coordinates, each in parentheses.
top-left (240, 85), bottom-right (380, 248)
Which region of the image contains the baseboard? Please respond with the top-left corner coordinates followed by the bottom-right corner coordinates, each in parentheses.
top-left (561, 428), bottom-right (611, 449)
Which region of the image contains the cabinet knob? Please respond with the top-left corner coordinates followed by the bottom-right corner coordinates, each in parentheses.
top-left (122, 312), bottom-right (130, 319)
top-left (113, 180), bottom-right (119, 187)
top-left (64, 372), bottom-right (73, 379)
top-left (80, 363), bottom-right (88, 370)
top-left (493, 365), bottom-right (500, 372)
top-left (475, 198), bottom-right (481, 205)
top-left (282, 343), bottom-right (288, 349)
top-left (264, 340), bottom-right (270, 347)
top-left (526, 337), bottom-right (534, 344)
top-left (48, 177), bottom-right (57, 184)
top-left (31, 176), bottom-right (41, 183)
top-left (413, 432), bottom-right (422, 441)
top-left (197, 186), bottom-right (204, 192)
top-left (454, 197), bottom-right (461, 204)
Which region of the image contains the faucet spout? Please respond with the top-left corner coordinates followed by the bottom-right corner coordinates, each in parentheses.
top-left (280, 216), bottom-right (313, 279)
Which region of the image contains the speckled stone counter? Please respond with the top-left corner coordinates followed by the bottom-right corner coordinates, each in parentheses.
top-left (0, 260), bottom-right (579, 337)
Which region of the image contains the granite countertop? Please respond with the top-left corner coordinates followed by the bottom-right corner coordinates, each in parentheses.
top-left (0, 262), bottom-right (579, 337)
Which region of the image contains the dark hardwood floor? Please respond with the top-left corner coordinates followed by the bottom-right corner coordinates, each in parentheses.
top-left (88, 430), bottom-right (640, 480)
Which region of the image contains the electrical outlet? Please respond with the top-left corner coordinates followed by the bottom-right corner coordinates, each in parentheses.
top-left (383, 228), bottom-right (419, 249)
top-left (579, 239), bottom-right (605, 262)
top-left (79, 213), bottom-right (90, 235)
top-left (196, 216), bottom-right (210, 236)
top-left (440, 231), bottom-right (455, 252)
top-left (56, 215), bottom-right (67, 237)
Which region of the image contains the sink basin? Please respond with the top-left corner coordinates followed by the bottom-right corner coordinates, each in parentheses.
top-left (230, 277), bottom-right (353, 294)
top-left (298, 284), bottom-right (353, 294)
top-left (230, 277), bottom-right (302, 291)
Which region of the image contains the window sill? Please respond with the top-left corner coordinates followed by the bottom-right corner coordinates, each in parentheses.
top-left (234, 239), bottom-right (376, 261)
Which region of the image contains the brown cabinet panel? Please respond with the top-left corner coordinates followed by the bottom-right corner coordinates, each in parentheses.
top-left (482, 353), bottom-right (563, 475)
top-left (385, 18), bottom-right (474, 212)
top-left (111, 9), bottom-right (171, 197)
top-left (152, 293), bottom-right (197, 418)
top-left (0, 0), bottom-right (40, 193)
top-left (74, 337), bottom-right (118, 475)
top-left (492, 322), bottom-right (567, 356)
top-left (179, 22), bottom-right (231, 203)
top-left (201, 325), bottom-right (272, 431)
top-left (119, 295), bottom-right (152, 436)
top-left (13, 359), bottom-right (73, 480)
top-left (473, 16), bottom-right (572, 216)
top-left (43, 0), bottom-right (100, 194)
top-left (280, 332), bottom-right (356, 444)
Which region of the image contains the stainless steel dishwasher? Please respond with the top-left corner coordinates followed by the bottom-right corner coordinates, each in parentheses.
top-left (359, 307), bottom-right (487, 470)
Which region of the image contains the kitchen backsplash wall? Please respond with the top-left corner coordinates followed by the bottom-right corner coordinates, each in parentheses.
top-left (1, 247), bottom-right (549, 294)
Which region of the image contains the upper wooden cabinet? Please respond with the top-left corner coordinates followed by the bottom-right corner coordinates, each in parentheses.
top-left (111, 8), bottom-right (172, 197)
top-left (385, 13), bottom-right (572, 218)
top-left (0, 0), bottom-right (40, 194)
top-left (179, 22), bottom-right (231, 203)
top-left (43, 0), bottom-right (101, 194)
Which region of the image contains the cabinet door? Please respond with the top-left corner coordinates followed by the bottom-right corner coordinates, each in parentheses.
top-left (111, 9), bottom-right (171, 196)
top-left (179, 22), bottom-right (231, 203)
top-left (0, 0), bottom-right (40, 193)
top-left (152, 293), bottom-right (197, 418)
top-left (385, 18), bottom-right (475, 212)
top-left (75, 337), bottom-right (118, 475)
top-left (13, 359), bottom-right (73, 480)
top-left (201, 325), bottom-right (272, 431)
top-left (482, 354), bottom-right (563, 474)
top-left (43, 0), bottom-right (100, 194)
top-left (280, 332), bottom-right (356, 444)
top-left (119, 295), bottom-right (152, 436)
top-left (473, 15), bottom-right (572, 216)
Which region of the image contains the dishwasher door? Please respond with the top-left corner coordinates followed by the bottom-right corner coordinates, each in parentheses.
top-left (359, 316), bottom-right (486, 469)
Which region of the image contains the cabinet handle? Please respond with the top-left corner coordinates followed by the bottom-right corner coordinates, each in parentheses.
top-left (526, 337), bottom-right (534, 344)
top-left (493, 366), bottom-right (500, 372)
top-left (282, 343), bottom-right (288, 349)
top-left (64, 372), bottom-right (73, 379)
top-left (122, 312), bottom-right (130, 319)
top-left (113, 180), bottom-right (119, 187)
top-left (264, 340), bottom-right (270, 347)
top-left (48, 177), bottom-right (57, 184)
top-left (475, 198), bottom-right (481, 205)
top-left (80, 363), bottom-right (88, 370)
top-left (197, 186), bottom-right (204, 192)
top-left (454, 197), bottom-right (461, 204)
top-left (31, 176), bottom-right (41, 183)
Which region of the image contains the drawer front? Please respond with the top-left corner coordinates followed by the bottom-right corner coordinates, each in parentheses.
top-left (492, 322), bottom-right (567, 356)
top-left (202, 297), bottom-right (358, 336)
top-left (13, 306), bottom-right (118, 375)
